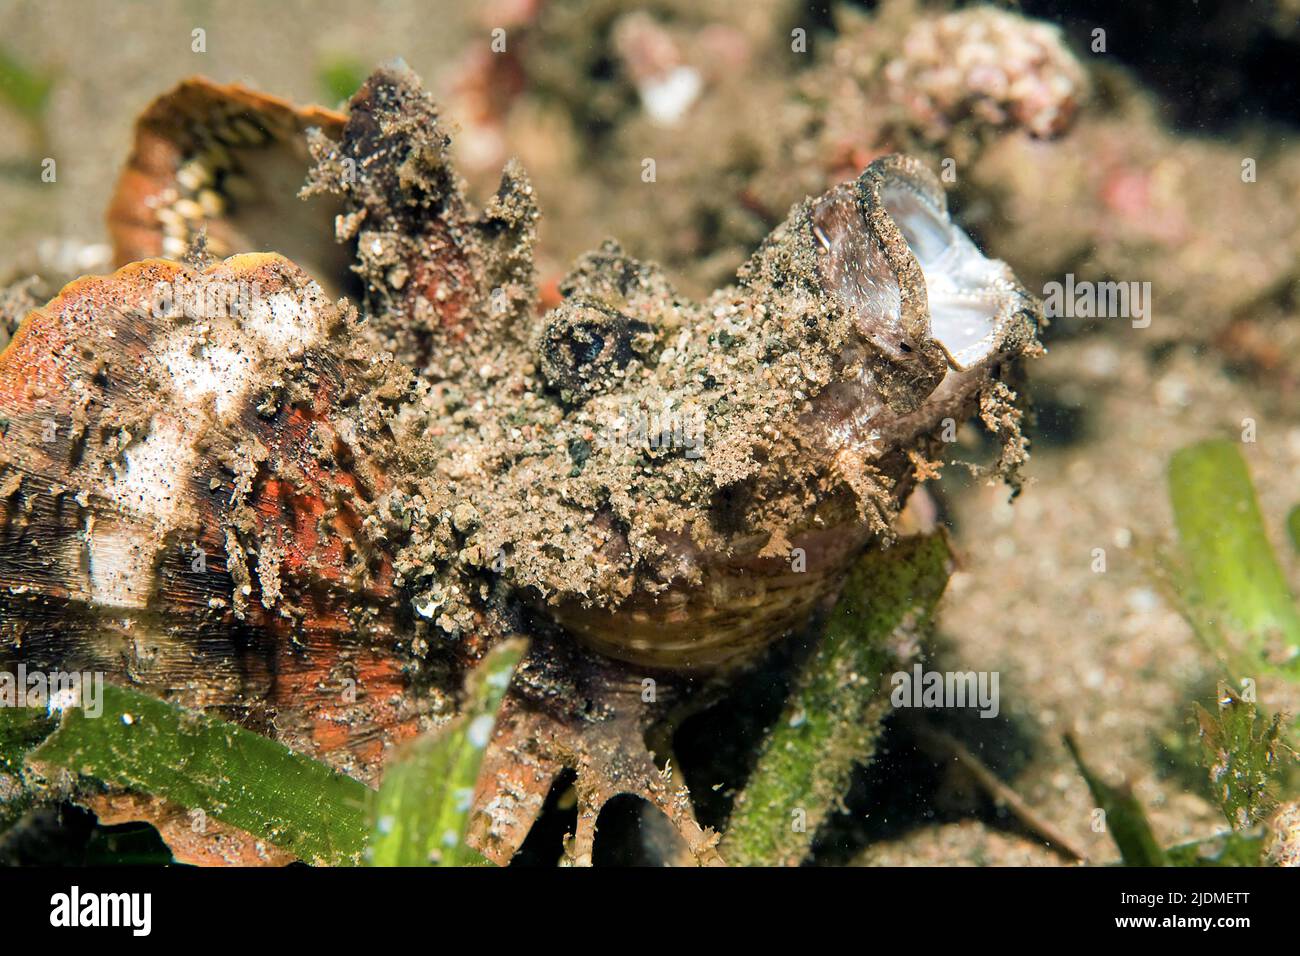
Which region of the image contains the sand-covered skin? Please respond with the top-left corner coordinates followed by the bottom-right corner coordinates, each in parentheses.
top-left (300, 74), bottom-right (1040, 673)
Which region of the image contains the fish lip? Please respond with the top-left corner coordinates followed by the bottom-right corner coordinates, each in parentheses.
top-left (854, 154), bottom-right (1038, 375)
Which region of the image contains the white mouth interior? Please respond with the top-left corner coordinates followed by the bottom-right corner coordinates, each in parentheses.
top-left (881, 183), bottom-right (1010, 370)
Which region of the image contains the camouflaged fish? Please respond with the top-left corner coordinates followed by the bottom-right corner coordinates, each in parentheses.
top-left (0, 65), bottom-right (1039, 865)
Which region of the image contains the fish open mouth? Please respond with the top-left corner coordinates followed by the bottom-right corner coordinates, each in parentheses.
top-left (877, 172), bottom-right (1025, 372)
top-left (811, 155), bottom-right (1034, 384)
